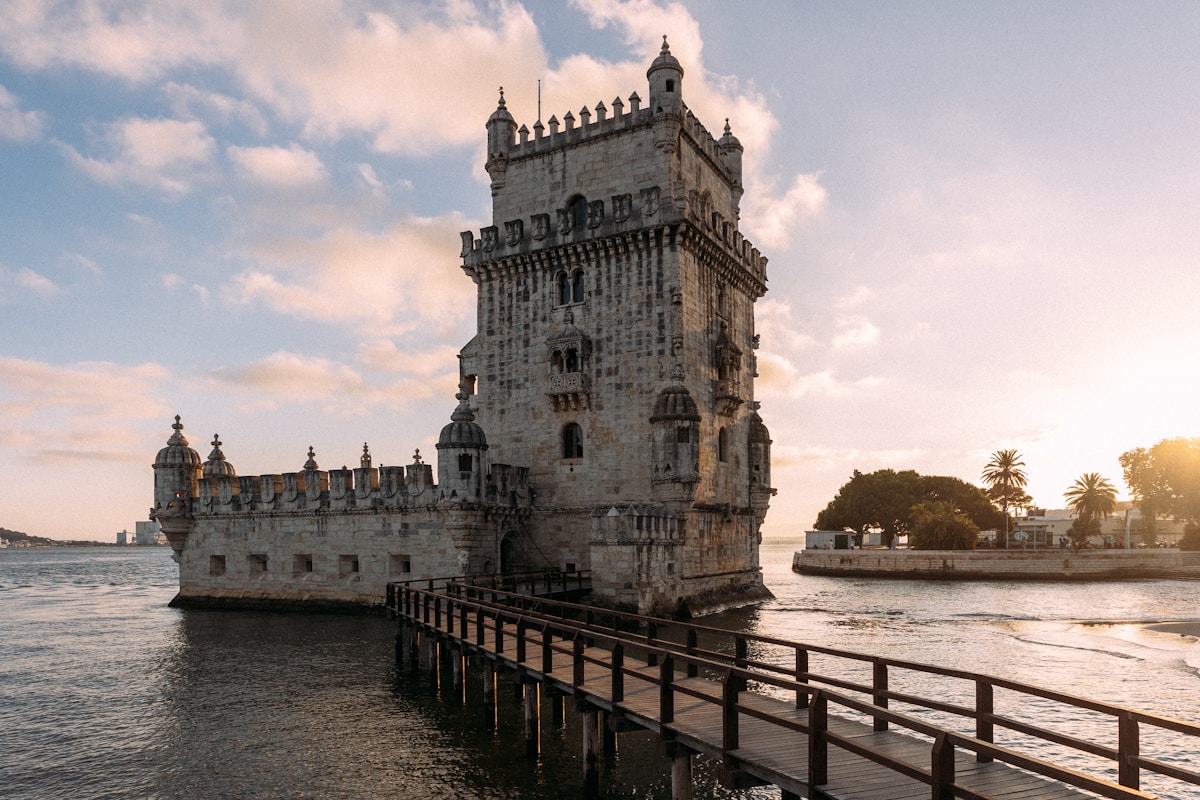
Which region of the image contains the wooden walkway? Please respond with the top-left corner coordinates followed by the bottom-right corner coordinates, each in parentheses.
top-left (389, 582), bottom-right (1200, 800)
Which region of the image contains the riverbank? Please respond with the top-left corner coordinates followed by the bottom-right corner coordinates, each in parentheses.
top-left (793, 548), bottom-right (1187, 580)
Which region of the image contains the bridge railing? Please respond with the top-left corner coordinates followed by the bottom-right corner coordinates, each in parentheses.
top-left (393, 583), bottom-right (1200, 799)
top-left (384, 568), bottom-right (590, 608)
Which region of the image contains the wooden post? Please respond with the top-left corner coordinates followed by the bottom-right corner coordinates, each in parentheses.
top-left (686, 629), bottom-right (699, 678)
top-left (573, 634), bottom-right (586, 687)
top-left (1119, 710), bottom-right (1140, 790)
top-left (611, 643), bottom-right (625, 702)
top-left (523, 680), bottom-right (540, 757)
top-left (451, 646), bottom-right (463, 690)
top-left (550, 688), bottom-right (565, 726)
top-left (670, 748), bottom-right (694, 800)
top-left (660, 656), bottom-right (675, 724)
top-left (601, 709), bottom-right (616, 754)
top-left (734, 637), bottom-right (748, 691)
top-left (542, 626), bottom-right (553, 674)
top-left (582, 707), bottom-right (601, 798)
top-left (795, 648), bottom-right (809, 709)
top-left (808, 689), bottom-right (828, 789)
top-left (931, 732), bottom-right (955, 800)
top-left (975, 679), bottom-right (993, 763)
top-left (721, 669), bottom-right (739, 752)
top-left (482, 664), bottom-right (495, 708)
top-left (872, 659), bottom-right (889, 731)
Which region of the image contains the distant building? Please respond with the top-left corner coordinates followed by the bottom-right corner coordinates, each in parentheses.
top-left (151, 39), bottom-right (775, 615)
top-left (116, 530), bottom-right (127, 546)
top-left (134, 520), bottom-right (161, 546)
top-left (1013, 508), bottom-right (1184, 548)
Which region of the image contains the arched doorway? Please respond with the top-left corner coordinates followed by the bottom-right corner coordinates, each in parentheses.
top-left (499, 533), bottom-right (523, 575)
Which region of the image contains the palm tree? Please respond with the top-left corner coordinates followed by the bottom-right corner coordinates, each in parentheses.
top-left (1064, 473), bottom-right (1118, 546)
top-left (982, 450), bottom-right (1028, 546)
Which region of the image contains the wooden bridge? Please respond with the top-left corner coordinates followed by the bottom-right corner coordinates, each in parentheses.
top-left (386, 577), bottom-right (1200, 800)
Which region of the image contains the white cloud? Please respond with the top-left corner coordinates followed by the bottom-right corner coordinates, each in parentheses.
top-left (205, 350), bottom-right (457, 415)
top-left (227, 213), bottom-right (473, 336)
top-left (59, 117), bottom-right (215, 196)
top-left (0, 84), bottom-right (46, 140)
top-left (228, 143), bottom-right (327, 188)
top-left (14, 267), bottom-right (59, 296)
top-left (163, 81), bottom-right (268, 135)
top-left (0, 357), bottom-right (171, 468)
top-left (742, 172), bottom-right (827, 249)
top-left (831, 316), bottom-right (881, 349)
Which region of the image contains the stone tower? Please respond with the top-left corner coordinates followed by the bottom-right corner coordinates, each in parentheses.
top-left (458, 38), bottom-right (775, 614)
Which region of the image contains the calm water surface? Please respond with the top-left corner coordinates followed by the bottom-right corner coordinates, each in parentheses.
top-left (1, 540), bottom-right (1197, 799)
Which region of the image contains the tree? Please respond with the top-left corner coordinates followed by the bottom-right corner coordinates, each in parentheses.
top-left (1119, 439), bottom-right (1200, 547)
top-left (909, 500), bottom-right (980, 550)
top-left (981, 449), bottom-right (1029, 547)
top-left (814, 469), bottom-right (1001, 546)
top-left (1063, 472), bottom-right (1117, 545)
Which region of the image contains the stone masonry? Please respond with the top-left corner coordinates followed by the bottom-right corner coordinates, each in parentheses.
top-left (152, 38), bottom-right (775, 615)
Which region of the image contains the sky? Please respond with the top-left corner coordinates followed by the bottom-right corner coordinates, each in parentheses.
top-left (2, 0), bottom-right (1200, 542)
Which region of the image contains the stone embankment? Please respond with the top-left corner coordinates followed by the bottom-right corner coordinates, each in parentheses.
top-left (793, 548), bottom-right (1200, 580)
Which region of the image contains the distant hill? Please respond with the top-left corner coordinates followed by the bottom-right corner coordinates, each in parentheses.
top-left (1, 527), bottom-right (109, 547)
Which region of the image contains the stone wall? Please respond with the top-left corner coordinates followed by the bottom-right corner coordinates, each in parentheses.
top-left (794, 549), bottom-right (1183, 580)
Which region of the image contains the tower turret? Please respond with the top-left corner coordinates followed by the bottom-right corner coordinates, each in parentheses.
top-left (485, 87), bottom-right (517, 197)
top-left (151, 415), bottom-right (202, 558)
top-left (718, 119), bottom-right (745, 214)
top-left (646, 35), bottom-right (684, 115)
top-left (437, 393), bottom-right (489, 502)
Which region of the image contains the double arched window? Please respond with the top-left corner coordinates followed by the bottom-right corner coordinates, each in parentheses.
top-left (562, 423), bottom-right (584, 459)
top-left (557, 269), bottom-right (585, 305)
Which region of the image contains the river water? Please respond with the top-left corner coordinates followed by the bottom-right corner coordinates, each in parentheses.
top-left (1, 539), bottom-right (1197, 800)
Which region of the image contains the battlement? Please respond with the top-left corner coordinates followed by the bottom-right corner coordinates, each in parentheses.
top-left (187, 459), bottom-right (530, 516)
top-left (459, 182), bottom-right (766, 285)
top-left (591, 503), bottom-right (682, 543)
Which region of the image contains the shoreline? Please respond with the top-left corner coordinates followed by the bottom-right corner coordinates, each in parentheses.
top-left (1144, 621), bottom-right (1200, 638)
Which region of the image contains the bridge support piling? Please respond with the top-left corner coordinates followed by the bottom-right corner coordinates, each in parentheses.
top-left (582, 706), bottom-right (601, 797)
top-left (482, 663), bottom-right (495, 706)
top-left (451, 646), bottom-right (463, 690)
top-left (670, 749), bottom-right (694, 800)
top-left (523, 680), bottom-right (541, 757)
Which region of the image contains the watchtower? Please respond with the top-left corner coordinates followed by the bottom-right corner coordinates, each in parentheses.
top-left (458, 38), bottom-right (775, 613)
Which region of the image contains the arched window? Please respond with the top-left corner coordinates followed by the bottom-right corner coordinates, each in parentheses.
top-left (457, 453), bottom-right (473, 472)
top-left (676, 425), bottom-right (692, 444)
top-left (551, 349), bottom-right (564, 373)
top-left (568, 195), bottom-right (587, 229)
top-left (563, 423), bottom-right (583, 459)
top-left (565, 347), bottom-right (579, 373)
top-left (718, 426), bottom-right (729, 463)
top-left (571, 270), bottom-right (584, 303)
top-left (717, 282), bottom-right (728, 318)
top-left (558, 271), bottom-right (572, 305)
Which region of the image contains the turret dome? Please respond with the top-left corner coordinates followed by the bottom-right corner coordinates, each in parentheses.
top-left (646, 35), bottom-right (683, 78)
top-left (651, 384), bottom-right (701, 422)
top-left (203, 434), bottom-right (237, 478)
top-left (748, 410), bottom-right (772, 444)
top-left (154, 416), bottom-right (201, 469)
top-left (437, 394), bottom-right (489, 449)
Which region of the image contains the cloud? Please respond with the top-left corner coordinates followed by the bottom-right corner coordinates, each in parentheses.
top-left (228, 143), bottom-right (327, 188)
top-left (831, 316), bottom-right (881, 349)
top-left (742, 172), bottom-right (827, 249)
top-left (204, 350), bottom-right (457, 415)
top-left (14, 267), bottom-right (59, 296)
top-left (0, 357), bottom-right (171, 465)
top-left (0, 84), bottom-right (46, 140)
top-left (226, 212), bottom-right (473, 336)
top-left (163, 81), bottom-right (268, 135)
top-left (59, 116), bottom-right (215, 196)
